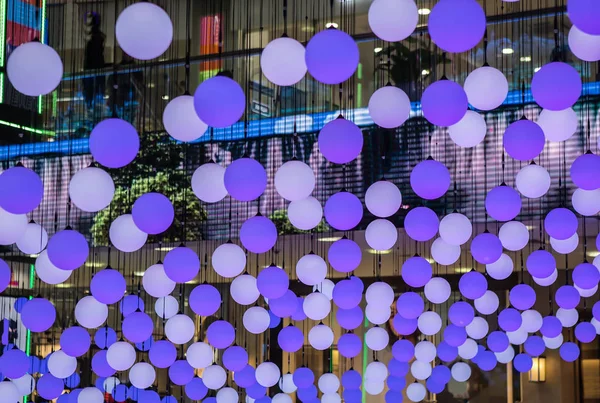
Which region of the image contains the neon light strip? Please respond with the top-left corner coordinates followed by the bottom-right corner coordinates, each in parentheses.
top-left (0, 119), bottom-right (54, 135)
top-left (362, 316), bottom-right (368, 403)
top-left (24, 264), bottom-right (34, 403)
top-left (37, 0), bottom-right (47, 114)
top-left (0, 0), bottom-right (7, 104)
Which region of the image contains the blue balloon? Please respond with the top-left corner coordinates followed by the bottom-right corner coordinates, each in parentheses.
top-left (387, 375), bottom-right (406, 391)
top-left (68, 389), bottom-right (82, 403)
top-left (64, 372), bottom-right (80, 388)
top-left (524, 336), bottom-right (545, 357)
top-left (514, 353), bottom-right (533, 372)
top-left (386, 390), bottom-right (404, 402)
top-left (114, 384), bottom-right (129, 402)
top-left (560, 342), bottom-right (580, 362)
top-left (388, 358), bottom-right (409, 377)
top-left (14, 297), bottom-right (28, 313)
top-left (392, 339), bottom-right (415, 362)
top-left (293, 367), bottom-right (315, 389)
top-left (430, 364), bottom-right (451, 384)
top-left (94, 326), bottom-right (117, 349)
top-left (135, 335), bottom-right (154, 351)
top-left (426, 377), bottom-right (446, 393)
top-left (128, 385), bottom-right (140, 401)
top-left (246, 383), bottom-right (266, 399)
top-left (341, 369), bottom-right (362, 389)
top-left (297, 385), bottom-right (318, 402)
top-left (437, 341), bottom-right (458, 362)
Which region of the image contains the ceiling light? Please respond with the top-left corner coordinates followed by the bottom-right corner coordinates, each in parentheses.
top-left (534, 67), bottom-right (541, 73)
top-left (374, 47), bottom-right (383, 54)
top-left (326, 22), bottom-right (338, 29)
top-left (421, 69), bottom-right (430, 76)
top-left (161, 95), bottom-right (170, 101)
top-left (454, 267), bottom-right (471, 273)
top-left (155, 246), bottom-right (176, 252)
top-left (318, 237), bottom-right (342, 242)
top-left (367, 249), bottom-right (391, 255)
top-left (502, 48), bottom-right (514, 55)
top-left (418, 8), bottom-right (431, 15)
top-left (134, 271), bottom-right (145, 277)
top-left (586, 251), bottom-right (600, 258)
top-left (520, 56), bottom-right (532, 62)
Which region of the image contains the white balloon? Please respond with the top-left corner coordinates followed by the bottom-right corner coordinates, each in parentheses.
top-left (261, 37), bottom-right (307, 86)
top-left (308, 324), bottom-right (334, 350)
top-left (464, 66), bottom-right (508, 111)
top-left (109, 214), bottom-right (148, 252)
top-left (78, 387), bottom-right (104, 403)
top-left (296, 254), bottom-right (327, 286)
top-left (320, 393), bottom-right (341, 403)
top-left (0, 381), bottom-right (19, 403)
top-left (318, 373), bottom-right (340, 394)
top-left (537, 107), bottom-right (578, 142)
top-left (507, 327), bottom-right (528, 345)
top-left (103, 377), bottom-right (120, 393)
top-left (16, 222), bottom-right (48, 255)
top-left (424, 277), bottom-right (451, 304)
top-left (165, 314), bottom-right (195, 345)
top-left (498, 222), bottom-right (529, 251)
top-left (569, 25), bottom-right (600, 62)
top-left (116, 2), bottom-right (173, 60)
top-left (279, 373), bottom-right (298, 393)
top-left (414, 340), bottom-right (436, 363)
top-left (572, 188), bottom-right (600, 216)
top-left (75, 296), bottom-right (108, 329)
top-left (475, 290), bottom-right (499, 315)
top-left (410, 361), bottom-right (432, 381)
top-left (192, 163), bottom-right (228, 203)
top-left (365, 180), bottom-right (402, 218)
top-left (143, 264), bottom-right (176, 298)
top-left (365, 361), bottom-right (388, 381)
top-left (163, 95), bottom-right (208, 142)
top-left (576, 283), bottom-right (598, 297)
top-left (203, 365), bottom-right (227, 390)
top-left (364, 380), bottom-right (385, 396)
top-left (48, 350), bottom-right (77, 379)
top-left (129, 362), bottom-right (156, 389)
top-left (368, 86), bottom-right (411, 129)
top-left (406, 382), bottom-right (427, 402)
top-left (10, 374), bottom-right (35, 395)
top-left (366, 282), bottom-right (394, 306)
top-left (365, 326), bottom-right (389, 351)
top-left (418, 311), bottom-right (442, 336)
top-left (458, 338), bottom-right (478, 360)
top-left (217, 387), bottom-right (240, 403)
top-left (448, 110), bottom-right (487, 147)
top-left (288, 196), bottom-right (323, 230)
top-left (451, 362), bottom-right (472, 382)
top-left (365, 304), bottom-right (391, 325)
top-left (544, 334), bottom-right (564, 349)
top-left (35, 250), bottom-right (71, 285)
top-left (550, 233), bottom-right (579, 254)
top-left (365, 219), bottom-right (398, 251)
top-left (368, 0), bottom-right (418, 42)
top-left (465, 317), bottom-right (489, 340)
top-left (256, 362), bottom-right (280, 387)
top-left (0, 207), bottom-right (28, 245)
top-left (521, 310), bottom-right (543, 333)
top-left (515, 164), bottom-right (551, 199)
top-left (186, 342), bottom-right (214, 369)
top-left (486, 253), bottom-right (514, 280)
top-left (69, 167), bottom-right (115, 212)
top-left (495, 346), bottom-right (515, 364)
top-left (591, 318), bottom-right (600, 334)
top-left (212, 243), bottom-right (246, 278)
top-left (439, 213), bottom-right (472, 246)
top-left (7, 42), bottom-right (62, 96)
top-left (231, 274), bottom-right (260, 306)
top-left (314, 279), bottom-right (335, 300)
top-left (303, 292), bottom-right (331, 321)
top-left (155, 296), bottom-right (179, 320)
top-left (243, 306), bottom-right (270, 334)
top-left (431, 237), bottom-right (461, 265)
top-left (106, 341), bottom-right (136, 371)
top-left (556, 308), bottom-right (579, 328)
top-left (532, 269), bottom-right (558, 287)
top-left (275, 160), bottom-right (315, 201)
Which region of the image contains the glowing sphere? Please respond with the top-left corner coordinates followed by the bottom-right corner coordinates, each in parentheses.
top-left (532, 269), bottom-right (558, 287)
top-left (211, 242), bottom-right (246, 278)
top-left (333, 279), bottom-right (363, 310)
top-left (458, 339), bottom-right (478, 360)
top-left (305, 28), bottom-right (358, 85)
top-left (155, 296), bottom-right (178, 320)
top-left (444, 324), bottom-right (468, 348)
top-left (487, 331), bottom-right (510, 353)
top-left (497, 308), bottom-right (522, 332)
top-left (431, 237), bottom-right (461, 266)
top-left (21, 297), bottom-right (56, 333)
top-left (368, 86), bottom-right (411, 129)
top-left (537, 107), bottom-right (578, 142)
top-left (365, 181), bottom-right (402, 218)
top-left (106, 342), bottom-right (136, 371)
top-left (396, 292), bottom-right (424, 320)
top-left (573, 262), bottom-right (600, 289)
top-left (327, 239), bottom-right (361, 274)
top-left (255, 362), bottom-right (280, 388)
top-left (317, 373), bottom-right (340, 394)
top-left (544, 334), bottom-right (564, 349)
top-left (449, 301), bottom-right (475, 327)
top-left (277, 373), bottom-right (297, 394)
top-left (143, 263), bottom-right (175, 298)
top-left (550, 233), bottom-right (579, 254)
top-left (571, 153), bottom-right (600, 190)
top-left (324, 192), bottom-right (363, 231)
top-left (428, 0), bottom-right (485, 53)
top-left (411, 361), bottom-right (432, 381)
top-left (465, 317), bottom-right (488, 340)
top-left (337, 306), bottom-right (364, 330)
top-left (194, 74), bottom-right (245, 127)
top-left (410, 158), bottom-right (451, 199)
top-left (392, 339), bottom-right (415, 362)
top-left (315, 278), bottom-right (336, 299)
top-left (296, 254), bottom-right (327, 286)
top-left (260, 36), bottom-right (306, 86)
top-left (531, 62), bottom-right (581, 111)
top-left (278, 325), bottom-right (304, 353)
top-left (116, 2), bottom-right (172, 59)
top-left (424, 277), bottom-right (451, 304)
top-left (368, 0), bottom-right (418, 41)
top-left (169, 360), bottom-right (195, 386)
top-left (570, 25), bottom-right (600, 63)
top-left (463, 66), bottom-right (508, 111)
top-left (499, 221), bottom-right (529, 251)
top-left (439, 213), bottom-right (472, 246)
top-left (7, 42), bottom-right (62, 96)
top-left (275, 160), bottom-right (315, 202)
top-left (318, 117), bottom-right (363, 164)
top-left (459, 271), bottom-right (488, 300)
top-left (129, 362), bottom-right (156, 389)
top-left (230, 274), bottom-right (259, 306)
top-left (540, 315), bottom-right (562, 338)
top-left (46, 229), bottom-right (88, 271)
top-left (163, 94), bottom-right (208, 142)
top-left (165, 314), bottom-right (195, 345)
top-left (470, 232), bottom-right (502, 265)
top-left (366, 361), bottom-right (389, 381)
top-left (448, 110), bottom-right (487, 147)
top-left (191, 163), bottom-right (227, 204)
top-left (580, 284), bottom-right (600, 297)
top-left (503, 119), bottom-right (545, 161)
top-left (519, 310), bottom-right (543, 333)
top-left (485, 185), bottom-right (521, 221)
top-left (224, 158), bottom-right (267, 201)
top-left (568, 0), bottom-right (600, 35)
top-left (572, 188), bottom-right (600, 216)
top-left (0, 208), bottom-right (27, 246)
top-left (392, 313), bottom-right (417, 335)
top-left (288, 196), bottom-right (323, 230)
top-left (15, 222), bottom-right (47, 255)
top-left (257, 265), bottom-right (289, 299)
top-left (185, 342), bottom-right (214, 369)
top-left (47, 350), bottom-right (77, 379)
top-left (77, 387), bottom-right (104, 403)
top-left (89, 118), bottom-right (139, 168)
top-left (35, 250), bottom-right (71, 285)
top-left (513, 354), bottom-right (533, 373)
top-left (402, 256), bottom-right (432, 288)
top-left (240, 215), bottom-right (278, 253)
top-left (475, 291), bottom-right (499, 315)
top-left (560, 342), bottom-right (581, 362)
top-left (164, 246), bottom-right (200, 283)
top-left (185, 378), bottom-right (208, 400)
top-left (109, 214), bottom-right (147, 252)
top-left (0, 382), bottom-right (19, 403)
top-left (404, 207), bottom-right (439, 242)
top-left (243, 306), bottom-right (270, 334)
top-left (308, 324), bottom-right (334, 350)
top-left (509, 284), bottom-right (536, 311)
top-left (406, 382), bottom-right (427, 402)
top-left (516, 163), bottom-right (551, 199)
top-left (545, 208), bottom-right (578, 240)
top-left (74, 296), bottom-right (107, 329)
top-left (365, 219), bottom-right (397, 251)
top-left (203, 365), bottom-right (227, 390)
top-left (526, 249), bottom-right (556, 279)
top-left (556, 308), bottom-right (579, 328)
top-left (485, 255), bottom-right (514, 285)
top-left (303, 292), bottom-right (331, 321)
top-left (70, 167), bottom-right (115, 213)
top-left (133, 193), bottom-right (174, 235)
top-left (12, 374), bottom-right (35, 395)
top-left (189, 284), bottom-right (221, 316)
top-left (122, 311), bottom-right (153, 343)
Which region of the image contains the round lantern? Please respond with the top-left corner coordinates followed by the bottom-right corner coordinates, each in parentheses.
top-left (89, 118), bottom-right (139, 168)
top-left (424, 277), bottom-right (451, 304)
top-left (46, 229), bottom-right (89, 271)
top-left (275, 160), bottom-right (315, 201)
top-left (439, 213), bottom-right (472, 246)
top-left (406, 382), bottom-right (426, 402)
top-left (532, 269), bottom-right (558, 287)
top-left (568, 0), bottom-right (600, 35)
top-left (449, 301), bottom-right (475, 327)
top-left (404, 207), bottom-right (439, 242)
top-left (428, 0), bottom-right (486, 53)
top-left (212, 242), bottom-right (246, 278)
top-left (531, 62), bottom-right (582, 111)
top-left (90, 269), bottom-right (126, 305)
top-left (106, 342), bottom-right (136, 371)
top-left (296, 254), bottom-right (327, 286)
top-left (129, 362), bottom-right (156, 389)
top-left (309, 324), bottom-right (334, 350)
top-left (116, 2), bottom-right (172, 60)
top-left (21, 298), bottom-right (56, 332)
top-left (143, 263), bottom-right (175, 298)
top-left (463, 66), bottom-right (508, 111)
top-left (7, 42), bottom-right (63, 96)
top-left (194, 75), bottom-right (245, 128)
top-left (303, 291), bottom-right (331, 321)
top-left (122, 311), bottom-right (154, 343)
top-left (550, 233), bottom-right (579, 254)
top-left (557, 308), bottom-right (579, 328)
top-left (571, 153), bottom-right (600, 190)
top-left (1, 167), bottom-right (44, 217)
top-left (503, 119), bottom-right (545, 161)
top-left (77, 387), bottom-right (104, 403)
top-left (570, 25), bottom-right (600, 61)
top-left (515, 163), bottom-right (551, 198)
top-left (410, 158), bottom-right (451, 199)
top-left (132, 192), bottom-right (174, 235)
top-left (230, 274), bottom-right (260, 305)
top-left (401, 256), bottom-right (432, 288)
top-left (365, 219), bottom-right (397, 251)
top-left (288, 196), bottom-right (323, 230)
top-left (163, 95), bottom-right (208, 142)
top-left (537, 107), bottom-right (578, 142)
top-left (164, 246), bottom-right (200, 283)
top-left (449, 110), bottom-right (487, 147)
top-left (458, 339), bottom-right (478, 360)
top-left (572, 188), bottom-right (600, 216)
top-left (75, 296), bottom-right (108, 329)
top-left (560, 342), bottom-right (581, 362)
top-left (35, 250), bottom-right (71, 285)
top-left (368, 0), bottom-right (418, 41)
top-left (189, 284), bottom-right (221, 316)
top-left (192, 163), bottom-right (227, 203)
top-left (365, 181), bottom-right (402, 218)
top-left (0, 208), bottom-right (27, 245)
top-left (16, 222), bottom-right (48, 255)
top-left (328, 238), bottom-right (362, 273)
top-left (411, 361), bottom-right (432, 381)
top-left (485, 185), bottom-right (521, 221)
top-left (48, 350), bottom-right (77, 379)
top-left (318, 117), bottom-right (363, 164)
top-left (498, 308), bottom-right (523, 332)
top-left (475, 290), bottom-right (499, 315)
top-left (368, 86), bottom-right (411, 129)
top-left (243, 306), bottom-right (270, 334)
top-left (155, 296), bottom-right (179, 320)
top-left (544, 334), bottom-right (564, 350)
top-left (521, 310), bottom-right (544, 333)
top-left (396, 292), bottom-right (424, 320)
top-left (431, 237), bottom-right (461, 266)
top-left (256, 362), bottom-right (280, 388)
top-left (526, 249), bottom-right (556, 279)
top-left (422, 80), bottom-right (468, 126)
top-left (240, 215), bottom-right (278, 254)
top-left (498, 221), bottom-right (529, 251)
top-left (573, 262), bottom-right (600, 290)
top-left (261, 37), bottom-right (307, 86)
top-left (545, 207), bottom-right (578, 240)
top-left (165, 314), bottom-right (195, 345)
top-left (324, 192), bottom-right (363, 231)
top-left (186, 342), bottom-right (214, 369)
top-left (109, 214), bottom-right (148, 252)
top-left (418, 311), bottom-right (442, 336)
top-left (470, 232), bottom-right (502, 265)
top-left (305, 28), bottom-right (359, 85)
top-left (203, 365), bottom-right (227, 390)
top-left (257, 265), bottom-right (289, 299)
top-left (224, 158), bottom-right (267, 201)
top-left (510, 284), bottom-right (536, 311)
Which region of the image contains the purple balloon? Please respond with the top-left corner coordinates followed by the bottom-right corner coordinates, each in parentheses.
top-left (524, 336), bottom-right (545, 357)
top-left (0, 348), bottom-right (28, 378)
top-left (448, 301), bottom-right (474, 327)
top-left (421, 80), bottom-right (468, 126)
top-left (560, 342), bottom-right (580, 362)
top-left (396, 292), bottom-right (424, 319)
top-left (459, 271), bottom-right (488, 300)
top-left (14, 297), bottom-right (28, 313)
top-left (207, 320), bottom-right (235, 349)
top-left (404, 207), bottom-right (439, 242)
top-left (65, 373), bottom-right (81, 388)
top-left (571, 153), bottom-right (600, 191)
top-left (428, 0), bottom-right (485, 53)
top-left (268, 310), bottom-right (281, 328)
top-left (410, 159), bottom-right (451, 200)
top-left (485, 185), bottom-right (521, 221)
top-left (387, 376), bottom-right (406, 392)
top-left (513, 353), bottom-right (533, 372)
top-left (60, 326), bottom-right (91, 357)
top-left (120, 295), bottom-right (144, 317)
top-left (305, 28), bottom-right (359, 85)
top-left (37, 374), bottom-right (65, 400)
top-left (297, 386), bottom-right (318, 402)
top-left (278, 325), bottom-right (304, 353)
top-left (531, 62), bottom-right (581, 111)
top-left (128, 386), bottom-right (139, 401)
top-left (569, 0), bottom-right (600, 35)
top-left (0, 166), bottom-right (43, 214)
top-left (131, 193), bottom-right (174, 235)
top-left (113, 384), bottom-right (128, 401)
top-left (257, 265), bottom-right (289, 299)
top-left (324, 192), bottom-right (363, 231)
top-left (149, 340), bottom-right (177, 368)
top-left (193, 75), bottom-right (245, 128)
top-left (526, 249), bottom-right (556, 279)
top-left (498, 308), bottom-right (523, 332)
top-left (234, 365), bottom-right (256, 388)
top-left (392, 339), bottom-right (414, 362)
top-left (436, 341), bottom-right (458, 363)
top-left (555, 285), bottom-right (581, 309)
top-left (293, 367), bottom-right (315, 389)
top-left (47, 229), bottom-right (89, 271)
top-left (593, 300), bottom-right (600, 321)
top-left (337, 306), bottom-right (364, 330)
top-left (444, 324), bottom-right (468, 347)
top-left (21, 298), bottom-right (56, 332)
top-left (478, 350), bottom-right (498, 371)
top-left (470, 233), bottom-right (502, 265)
top-left (328, 238), bottom-right (362, 273)
top-left (0, 259), bottom-right (9, 294)
top-left (189, 284), bottom-right (221, 316)
top-left (332, 279), bottom-right (363, 309)
top-left (240, 215), bottom-right (278, 253)
top-left (540, 315), bottom-right (562, 338)
top-left (338, 333), bottom-right (362, 358)
top-left (168, 360), bottom-right (194, 386)
top-left (545, 208), bottom-right (578, 241)
top-left (291, 297), bottom-right (307, 321)
top-left (575, 322), bottom-right (596, 343)
top-left (392, 315), bottom-right (418, 336)
top-left (247, 383), bottom-right (267, 399)
top-left (342, 369), bottom-right (361, 389)
top-left (503, 119), bottom-right (545, 161)
top-left (387, 389), bottom-right (407, 402)
top-left (224, 158), bottom-right (267, 202)
top-left (388, 359), bottom-right (409, 377)
top-left (509, 284), bottom-right (536, 311)
top-left (401, 257), bottom-right (433, 288)
top-left (135, 335), bottom-right (154, 352)
top-left (431, 365), bottom-right (452, 384)
top-left (90, 269), bottom-right (126, 305)
top-left (122, 311), bottom-right (154, 343)
top-left (89, 118), bottom-right (139, 168)
top-left (163, 246), bottom-right (200, 283)
top-left (185, 377), bottom-right (208, 400)
top-left (318, 117), bottom-right (363, 164)
top-left (270, 290), bottom-right (298, 318)
top-left (92, 350), bottom-right (116, 377)
top-left (572, 262), bottom-right (600, 290)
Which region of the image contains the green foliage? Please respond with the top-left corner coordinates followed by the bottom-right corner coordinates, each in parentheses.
top-left (269, 209), bottom-right (329, 235)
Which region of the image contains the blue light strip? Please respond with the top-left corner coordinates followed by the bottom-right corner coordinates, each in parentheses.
top-left (2, 81), bottom-right (600, 161)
